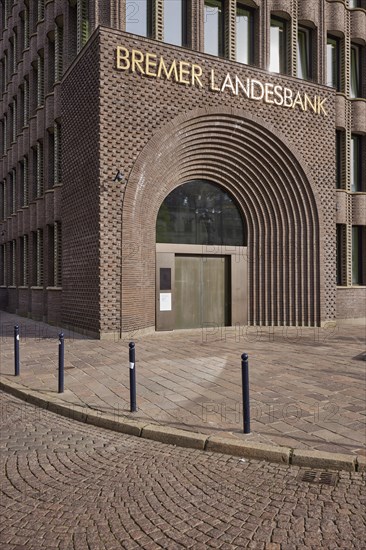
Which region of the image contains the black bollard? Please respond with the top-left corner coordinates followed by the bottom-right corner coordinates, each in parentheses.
top-left (58, 333), bottom-right (64, 393)
top-left (241, 353), bottom-right (251, 434)
top-left (129, 342), bottom-right (137, 412)
top-left (14, 325), bottom-right (20, 376)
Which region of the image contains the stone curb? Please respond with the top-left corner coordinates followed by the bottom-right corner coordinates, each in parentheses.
top-left (1, 378), bottom-right (364, 472)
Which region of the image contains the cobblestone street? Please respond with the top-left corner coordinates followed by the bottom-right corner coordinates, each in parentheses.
top-left (1, 392), bottom-right (365, 549)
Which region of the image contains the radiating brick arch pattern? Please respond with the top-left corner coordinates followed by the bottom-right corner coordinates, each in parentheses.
top-left (122, 108), bottom-right (323, 330)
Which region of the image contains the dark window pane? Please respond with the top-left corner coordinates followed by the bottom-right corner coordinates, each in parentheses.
top-left (297, 27), bottom-right (312, 80)
top-left (160, 268), bottom-right (171, 290)
top-left (157, 180), bottom-right (245, 246)
top-left (351, 135), bottom-right (361, 192)
top-left (350, 44), bottom-right (360, 98)
top-left (327, 36), bottom-right (340, 90)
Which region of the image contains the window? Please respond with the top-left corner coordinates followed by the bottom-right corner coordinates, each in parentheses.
top-left (269, 17), bottom-right (287, 74)
top-left (204, 0), bottom-right (224, 57)
top-left (351, 135), bottom-right (362, 192)
top-left (156, 180), bottom-right (245, 246)
top-left (350, 44), bottom-right (361, 98)
top-left (326, 36), bottom-right (340, 90)
top-left (0, 244), bottom-right (6, 286)
top-left (236, 4), bottom-right (253, 65)
top-left (0, 180), bottom-right (5, 219)
top-left (336, 130), bottom-right (344, 189)
top-left (10, 240), bottom-right (16, 286)
top-left (297, 26), bottom-right (312, 80)
top-left (352, 226), bottom-right (365, 285)
top-left (32, 229), bottom-right (43, 287)
top-left (47, 34), bottom-right (55, 93)
top-left (164, 0), bottom-right (187, 47)
top-left (126, 0), bottom-right (152, 37)
top-left (20, 235), bottom-right (29, 286)
top-left (349, 0), bottom-right (360, 8)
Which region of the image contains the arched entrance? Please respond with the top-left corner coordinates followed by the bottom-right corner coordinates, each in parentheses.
top-left (155, 180), bottom-right (247, 330)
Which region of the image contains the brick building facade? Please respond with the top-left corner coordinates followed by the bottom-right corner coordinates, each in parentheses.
top-left (1, 0), bottom-right (365, 338)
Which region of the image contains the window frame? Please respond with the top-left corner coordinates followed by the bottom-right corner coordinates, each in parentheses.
top-left (163, 0), bottom-right (188, 47)
top-left (269, 16), bottom-right (288, 75)
top-left (350, 43), bottom-right (361, 98)
top-left (350, 134), bottom-right (362, 192)
top-left (125, 0), bottom-right (153, 38)
top-left (236, 3), bottom-right (254, 66)
top-left (326, 35), bottom-right (341, 91)
top-left (204, 0), bottom-right (225, 58)
top-left (297, 25), bottom-right (313, 81)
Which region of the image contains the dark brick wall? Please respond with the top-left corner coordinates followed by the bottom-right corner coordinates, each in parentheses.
top-left (61, 34), bottom-right (101, 335)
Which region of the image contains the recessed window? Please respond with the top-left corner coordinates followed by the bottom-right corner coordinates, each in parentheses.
top-left (326, 35), bottom-right (340, 91)
top-left (352, 226), bottom-right (365, 285)
top-left (349, 0), bottom-right (360, 8)
top-left (269, 17), bottom-right (287, 74)
top-left (204, 0), bottom-right (224, 57)
top-left (164, 0), bottom-right (187, 47)
top-left (297, 26), bottom-right (312, 80)
top-left (157, 180), bottom-right (245, 246)
top-left (351, 135), bottom-right (362, 192)
top-left (126, 0), bottom-right (153, 37)
top-left (336, 130), bottom-right (344, 189)
top-left (336, 225), bottom-right (345, 286)
top-left (350, 44), bottom-right (361, 98)
top-left (236, 4), bottom-right (253, 65)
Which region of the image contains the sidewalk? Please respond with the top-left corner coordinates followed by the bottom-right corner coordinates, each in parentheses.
top-left (1, 311), bottom-right (365, 466)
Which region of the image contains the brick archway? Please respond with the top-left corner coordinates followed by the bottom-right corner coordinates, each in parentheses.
top-left (121, 107), bottom-right (324, 332)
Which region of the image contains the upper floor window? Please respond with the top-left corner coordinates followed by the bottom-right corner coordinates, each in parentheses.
top-left (269, 17), bottom-right (287, 74)
top-left (297, 26), bottom-right (313, 80)
top-left (164, 0), bottom-right (187, 47)
top-left (351, 134), bottom-right (362, 192)
top-left (350, 44), bottom-right (361, 98)
top-left (336, 130), bottom-right (343, 189)
top-left (126, 0), bottom-right (153, 37)
top-left (236, 4), bottom-right (253, 65)
top-left (326, 35), bottom-right (340, 91)
top-left (204, 0), bottom-right (224, 57)
top-left (352, 226), bottom-right (365, 285)
top-left (349, 0), bottom-right (360, 7)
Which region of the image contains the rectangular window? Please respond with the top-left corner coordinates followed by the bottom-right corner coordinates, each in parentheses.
top-left (126, 0), bottom-right (152, 37)
top-left (269, 17), bottom-right (287, 74)
top-left (349, 0), bottom-right (360, 8)
top-left (20, 235), bottom-right (29, 286)
top-left (352, 226), bottom-right (364, 285)
top-left (48, 222), bottom-right (62, 287)
top-left (33, 229), bottom-right (43, 287)
top-left (351, 135), bottom-right (362, 192)
top-left (350, 44), bottom-right (361, 98)
top-left (236, 4), bottom-right (253, 65)
top-left (37, 51), bottom-right (44, 107)
top-left (297, 26), bottom-right (312, 80)
top-left (164, 0), bottom-right (187, 47)
top-left (336, 225), bottom-right (345, 286)
top-left (327, 35), bottom-right (340, 90)
top-left (0, 181), bottom-right (5, 220)
top-left (21, 155), bottom-right (29, 206)
top-left (0, 244), bottom-right (6, 286)
top-left (336, 131), bottom-right (343, 189)
top-left (204, 0), bottom-right (224, 57)
top-left (10, 239), bottom-right (16, 286)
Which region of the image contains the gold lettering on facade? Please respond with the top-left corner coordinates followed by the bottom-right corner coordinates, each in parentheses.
top-left (210, 69), bottom-right (220, 92)
top-left (115, 46), bottom-right (329, 117)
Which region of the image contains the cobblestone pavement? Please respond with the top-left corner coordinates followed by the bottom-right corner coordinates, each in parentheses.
top-left (0, 311), bottom-right (365, 455)
top-left (1, 392), bottom-right (366, 550)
